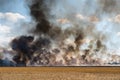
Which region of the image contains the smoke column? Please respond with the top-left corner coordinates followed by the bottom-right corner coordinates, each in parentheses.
top-left (10, 0), bottom-right (120, 66)
top-left (28, 0), bottom-right (120, 51)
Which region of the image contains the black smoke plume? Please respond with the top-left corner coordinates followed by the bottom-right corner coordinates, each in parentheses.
top-left (30, 0), bottom-right (51, 34)
top-left (9, 0), bottom-right (120, 66)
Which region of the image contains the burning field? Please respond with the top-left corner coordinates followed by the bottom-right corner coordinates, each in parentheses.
top-left (1, 0), bottom-right (120, 66)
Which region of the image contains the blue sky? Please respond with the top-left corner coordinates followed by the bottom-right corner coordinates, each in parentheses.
top-left (0, 0), bottom-right (29, 16)
top-left (0, 0), bottom-right (32, 48)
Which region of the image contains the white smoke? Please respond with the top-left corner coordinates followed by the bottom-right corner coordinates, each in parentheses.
top-left (0, 12), bottom-right (36, 48)
top-left (41, 0), bottom-right (120, 55)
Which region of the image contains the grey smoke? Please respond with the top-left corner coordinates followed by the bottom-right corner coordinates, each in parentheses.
top-left (42, 0), bottom-right (120, 51)
top-left (24, 0), bottom-right (120, 66)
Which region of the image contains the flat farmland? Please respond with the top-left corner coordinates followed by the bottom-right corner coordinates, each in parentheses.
top-left (0, 67), bottom-right (120, 80)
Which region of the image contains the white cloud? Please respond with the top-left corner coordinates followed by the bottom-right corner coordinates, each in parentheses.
top-left (76, 14), bottom-right (85, 20)
top-left (114, 15), bottom-right (120, 23)
top-left (57, 18), bottom-right (69, 24)
top-left (0, 36), bottom-right (14, 48)
top-left (0, 12), bottom-right (25, 22)
top-left (0, 12), bottom-right (27, 48)
top-left (0, 24), bottom-right (11, 33)
top-left (107, 14), bottom-right (120, 23)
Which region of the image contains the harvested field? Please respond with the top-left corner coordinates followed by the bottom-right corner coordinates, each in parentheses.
top-left (0, 67), bottom-right (120, 80)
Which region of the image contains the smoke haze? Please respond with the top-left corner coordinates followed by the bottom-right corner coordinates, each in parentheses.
top-left (27, 0), bottom-right (120, 51)
top-left (1, 0), bottom-right (120, 66)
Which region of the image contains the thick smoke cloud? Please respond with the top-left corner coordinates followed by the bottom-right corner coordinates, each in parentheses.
top-left (29, 0), bottom-right (51, 34)
top-left (27, 0), bottom-right (120, 62)
top-left (8, 0), bottom-right (120, 66)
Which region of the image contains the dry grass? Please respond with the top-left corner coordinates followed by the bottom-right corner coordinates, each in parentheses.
top-left (0, 67), bottom-right (120, 80)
